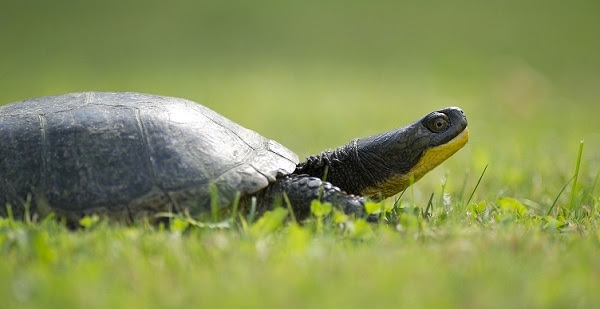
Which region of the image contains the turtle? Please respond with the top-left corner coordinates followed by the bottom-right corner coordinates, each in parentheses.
top-left (0, 92), bottom-right (468, 224)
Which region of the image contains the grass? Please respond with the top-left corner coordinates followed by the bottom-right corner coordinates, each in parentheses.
top-left (1, 0), bottom-right (600, 307)
top-left (1, 179), bottom-right (599, 308)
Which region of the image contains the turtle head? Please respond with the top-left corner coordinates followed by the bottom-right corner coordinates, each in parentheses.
top-left (357, 107), bottom-right (468, 199)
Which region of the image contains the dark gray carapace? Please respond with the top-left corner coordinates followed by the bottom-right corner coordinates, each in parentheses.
top-left (0, 92), bottom-right (298, 222)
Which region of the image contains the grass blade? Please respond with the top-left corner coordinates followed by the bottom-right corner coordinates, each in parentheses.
top-left (247, 196), bottom-right (257, 225)
top-left (423, 192), bottom-right (434, 218)
top-left (590, 166), bottom-right (600, 200)
top-left (466, 164), bottom-right (488, 206)
top-left (318, 165), bottom-right (330, 201)
top-left (282, 192), bottom-right (297, 225)
top-left (568, 140), bottom-right (584, 211)
top-left (393, 189), bottom-right (407, 211)
top-left (231, 191), bottom-right (241, 225)
top-left (546, 175), bottom-right (575, 216)
top-left (5, 203), bottom-right (14, 222)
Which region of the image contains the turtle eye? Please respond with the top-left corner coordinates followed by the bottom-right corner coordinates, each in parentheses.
top-left (428, 115), bottom-right (449, 133)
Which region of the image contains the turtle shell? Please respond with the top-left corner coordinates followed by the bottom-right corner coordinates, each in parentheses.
top-left (0, 92), bottom-right (299, 221)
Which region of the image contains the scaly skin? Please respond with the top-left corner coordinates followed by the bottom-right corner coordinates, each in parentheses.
top-left (256, 174), bottom-right (367, 220)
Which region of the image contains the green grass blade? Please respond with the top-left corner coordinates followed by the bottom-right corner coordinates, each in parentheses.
top-left (5, 203), bottom-right (14, 222)
top-left (318, 165), bottom-right (330, 201)
top-left (231, 191), bottom-right (241, 226)
top-left (247, 196), bottom-right (257, 225)
top-left (282, 192), bottom-right (297, 225)
top-left (392, 189), bottom-right (407, 212)
top-left (591, 166), bottom-right (600, 200)
top-left (546, 175), bottom-right (575, 216)
top-left (24, 194), bottom-right (32, 226)
top-left (568, 140), bottom-right (584, 211)
top-left (466, 164), bottom-right (488, 206)
top-left (423, 192), bottom-right (434, 218)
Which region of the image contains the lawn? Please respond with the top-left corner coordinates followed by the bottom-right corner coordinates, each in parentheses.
top-left (1, 0), bottom-right (599, 308)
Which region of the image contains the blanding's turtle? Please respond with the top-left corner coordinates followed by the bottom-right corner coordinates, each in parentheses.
top-left (0, 92), bottom-right (468, 223)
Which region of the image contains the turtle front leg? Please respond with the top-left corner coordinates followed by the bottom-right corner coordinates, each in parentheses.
top-left (256, 174), bottom-right (367, 220)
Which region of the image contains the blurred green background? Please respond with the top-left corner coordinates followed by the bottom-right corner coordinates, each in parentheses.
top-left (1, 2), bottom-right (600, 308)
top-left (1, 0), bottom-right (599, 203)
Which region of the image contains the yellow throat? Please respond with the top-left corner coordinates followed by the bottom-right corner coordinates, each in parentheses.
top-left (361, 127), bottom-right (469, 200)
